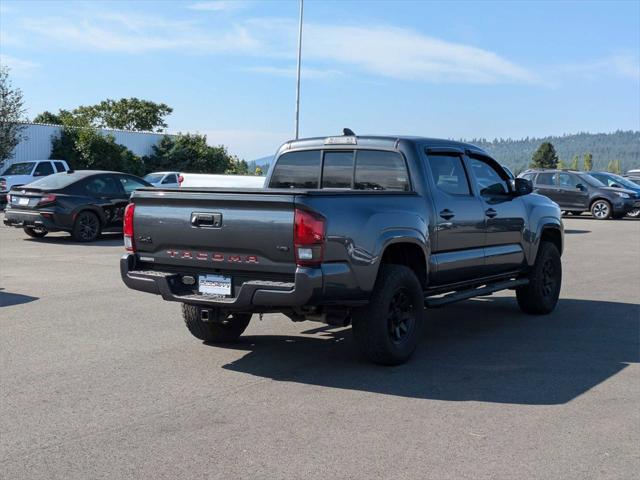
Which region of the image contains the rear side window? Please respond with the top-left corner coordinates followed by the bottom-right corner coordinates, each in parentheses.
top-left (34, 162), bottom-right (54, 177)
top-left (536, 173), bottom-right (556, 186)
top-left (269, 151), bottom-right (321, 188)
top-left (84, 176), bottom-right (122, 196)
top-left (355, 151), bottom-right (409, 191)
top-left (427, 155), bottom-right (470, 195)
top-left (322, 151), bottom-right (354, 188)
top-left (520, 173), bottom-right (534, 181)
top-left (54, 162), bottom-right (66, 173)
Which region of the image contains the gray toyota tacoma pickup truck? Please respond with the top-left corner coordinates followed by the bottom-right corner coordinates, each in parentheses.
top-left (121, 133), bottom-right (563, 365)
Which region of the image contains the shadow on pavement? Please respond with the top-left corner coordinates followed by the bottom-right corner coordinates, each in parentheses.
top-left (0, 291), bottom-right (39, 307)
top-left (24, 234), bottom-right (123, 247)
top-left (217, 297), bottom-right (639, 405)
top-left (564, 229), bottom-right (590, 234)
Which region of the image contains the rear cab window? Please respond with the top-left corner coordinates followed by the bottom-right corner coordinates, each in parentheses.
top-left (269, 149), bottom-right (410, 191)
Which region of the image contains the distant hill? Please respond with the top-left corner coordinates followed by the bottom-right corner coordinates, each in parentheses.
top-left (467, 131), bottom-right (640, 174)
top-left (250, 131), bottom-right (640, 175)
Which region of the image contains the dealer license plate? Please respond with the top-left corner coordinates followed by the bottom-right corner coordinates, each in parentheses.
top-left (18, 197), bottom-right (29, 205)
top-left (198, 274), bottom-right (231, 296)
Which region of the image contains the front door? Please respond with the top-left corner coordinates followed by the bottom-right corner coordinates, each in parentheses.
top-left (466, 154), bottom-right (527, 276)
top-left (425, 151), bottom-right (485, 285)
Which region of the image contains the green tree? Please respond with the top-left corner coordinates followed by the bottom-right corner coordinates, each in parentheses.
top-left (583, 152), bottom-right (593, 171)
top-left (34, 98), bottom-right (173, 132)
top-left (0, 66), bottom-right (28, 168)
top-left (570, 154), bottom-right (580, 170)
top-left (50, 117), bottom-right (144, 175)
top-left (606, 160), bottom-right (614, 172)
top-left (557, 159), bottom-right (567, 169)
top-left (612, 160), bottom-right (621, 174)
top-left (143, 134), bottom-right (235, 174)
top-left (530, 142), bottom-right (559, 169)
top-left (255, 166), bottom-right (263, 176)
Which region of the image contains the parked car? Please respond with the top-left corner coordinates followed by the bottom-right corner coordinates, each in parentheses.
top-left (3, 170), bottom-right (151, 241)
top-left (143, 171), bottom-right (183, 188)
top-left (589, 172), bottom-right (640, 217)
top-left (518, 169), bottom-right (639, 219)
top-left (120, 133), bottom-right (563, 365)
top-left (0, 160), bottom-right (69, 209)
top-left (622, 174), bottom-right (640, 186)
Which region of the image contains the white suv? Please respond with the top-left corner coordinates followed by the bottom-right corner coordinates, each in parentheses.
top-left (1, 160), bottom-right (70, 206)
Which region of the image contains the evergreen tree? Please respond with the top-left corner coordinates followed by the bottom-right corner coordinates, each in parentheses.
top-left (557, 159), bottom-right (566, 169)
top-left (530, 142), bottom-right (559, 169)
top-left (583, 152), bottom-right (593, 171)
top-left (570, 154), bottom-right (580, 170)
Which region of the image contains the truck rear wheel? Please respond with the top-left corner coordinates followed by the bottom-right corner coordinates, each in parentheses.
top-left (516, 241), bottom-right (562, 315)
top-left (352, 265), bottom-right (424, 365)
top-left (182, 304), bottom-right (251, 343)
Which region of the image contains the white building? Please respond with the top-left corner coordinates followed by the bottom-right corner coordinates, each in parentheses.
top-left (4, 122), bottom-right (168, 168)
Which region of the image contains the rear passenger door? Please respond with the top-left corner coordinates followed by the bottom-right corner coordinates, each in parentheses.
top-left (425, 151), bottom-right (485, 285)
top-left (82, 175), bottom-right (125, 227)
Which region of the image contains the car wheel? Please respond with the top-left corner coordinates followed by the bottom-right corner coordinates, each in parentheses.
top-left (352, 264), bottom-right (424, 365)
top-left (590, 200), bottom-right (612, 220)
top-left (627, 208), bottom-right (640, 218)
top-left (516, 241), bottom-right (562, 315)
top-left (23, 226), bottom-right (48, 238)
top-left (182, 304), bottom-right (252, 343)
top-left (72, 211), bottom-right (101, 242)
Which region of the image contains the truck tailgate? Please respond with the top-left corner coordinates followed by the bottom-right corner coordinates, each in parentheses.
top-left (131, 189), bottom-right (297, 275)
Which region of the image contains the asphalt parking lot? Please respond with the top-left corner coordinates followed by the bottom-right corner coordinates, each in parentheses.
top-left (1, 213), bottom-right (638, 480)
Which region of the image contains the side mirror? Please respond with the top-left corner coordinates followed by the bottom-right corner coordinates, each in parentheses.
top-left (575, 183), bottom-right (586, 191)
top-left (611, 183), bottom-right (622, 189)
top-left (513, 178), bottom-right (533, 196)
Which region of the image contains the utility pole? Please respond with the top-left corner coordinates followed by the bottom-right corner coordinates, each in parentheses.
top-left (294, 0), bottom-right (304, 139)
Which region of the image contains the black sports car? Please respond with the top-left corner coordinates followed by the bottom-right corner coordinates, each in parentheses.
top-left (3, 170), bottom-right (152, 241)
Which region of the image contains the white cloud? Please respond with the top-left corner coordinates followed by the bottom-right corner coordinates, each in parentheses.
top-left (188, 1), bottom-right (249, 12)
top-left (16, 9), bottom-right (537, 84)
top-left (0, 54), bottom-right (39, 77)
top-left (558, 53), bottom-right (640, 81)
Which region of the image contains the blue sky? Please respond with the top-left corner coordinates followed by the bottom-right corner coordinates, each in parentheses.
top-left (1, 0), bottom-right (639, 160)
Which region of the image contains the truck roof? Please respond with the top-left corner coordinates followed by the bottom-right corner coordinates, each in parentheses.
top-left (279, 135), bottom-right (489, 156)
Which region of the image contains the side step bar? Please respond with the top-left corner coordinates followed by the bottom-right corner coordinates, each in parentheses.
top-left (424, 278), bottom-right (529, 308)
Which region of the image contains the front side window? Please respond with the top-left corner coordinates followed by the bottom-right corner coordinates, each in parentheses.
top-left (269, 151), bottom-right (321, 188)
top-left (162, 174), bottom-right (178, 184)
top-left (558, 173), bottom-right (580, 188)
top-left (33, 162), bottom-right (54, 177)
top-left (84, 176), bottom-right (122, 196)
top-left (119, 176), bottom-right (147, 194)
top-left (427, 154), bottom-right (470, 195)
top-left (355, 151), bottom-right (409, 191)
top-left (469, 156), bottom-right (509, 195)
top-left (535, 172), bottom-right (557, 186)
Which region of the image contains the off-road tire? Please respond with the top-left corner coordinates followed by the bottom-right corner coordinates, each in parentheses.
top-left (72, 211), bottom-right (101, 242)
top-left (23, 227), bottom-right (48, 238)
top-left (516, 241), bottom-right (562, 314)
top-left (590, 200), bottom-right (612, 220)
top-left (182, 304), bottom-right (252, 343)
top-left (352, 264), bottom-right (424, 365)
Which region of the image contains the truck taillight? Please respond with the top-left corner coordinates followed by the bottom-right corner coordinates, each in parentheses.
top-left (294, 208), bottom-right (325, 267)
top-left (123, 203), bottom-right (135, 252)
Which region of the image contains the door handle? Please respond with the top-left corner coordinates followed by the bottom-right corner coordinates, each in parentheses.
top-left (191, 212), bottom-right (222, 228)
top-left (485, 208), bottom-right (497, 218)
top-left (439, 209), bottom-right (455, 220)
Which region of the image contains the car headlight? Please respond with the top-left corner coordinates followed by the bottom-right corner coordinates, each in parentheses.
top-left (614, 192), bottom-right (630, 198)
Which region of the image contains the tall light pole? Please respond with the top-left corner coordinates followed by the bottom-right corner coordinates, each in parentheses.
top-left (294, 0), bottom-right (304, 139)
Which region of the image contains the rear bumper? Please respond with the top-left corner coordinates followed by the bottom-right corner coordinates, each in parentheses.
top-left (120, 254), bottom-right (363, 310)
top-left (3, 208), bottom-right (63, 231)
